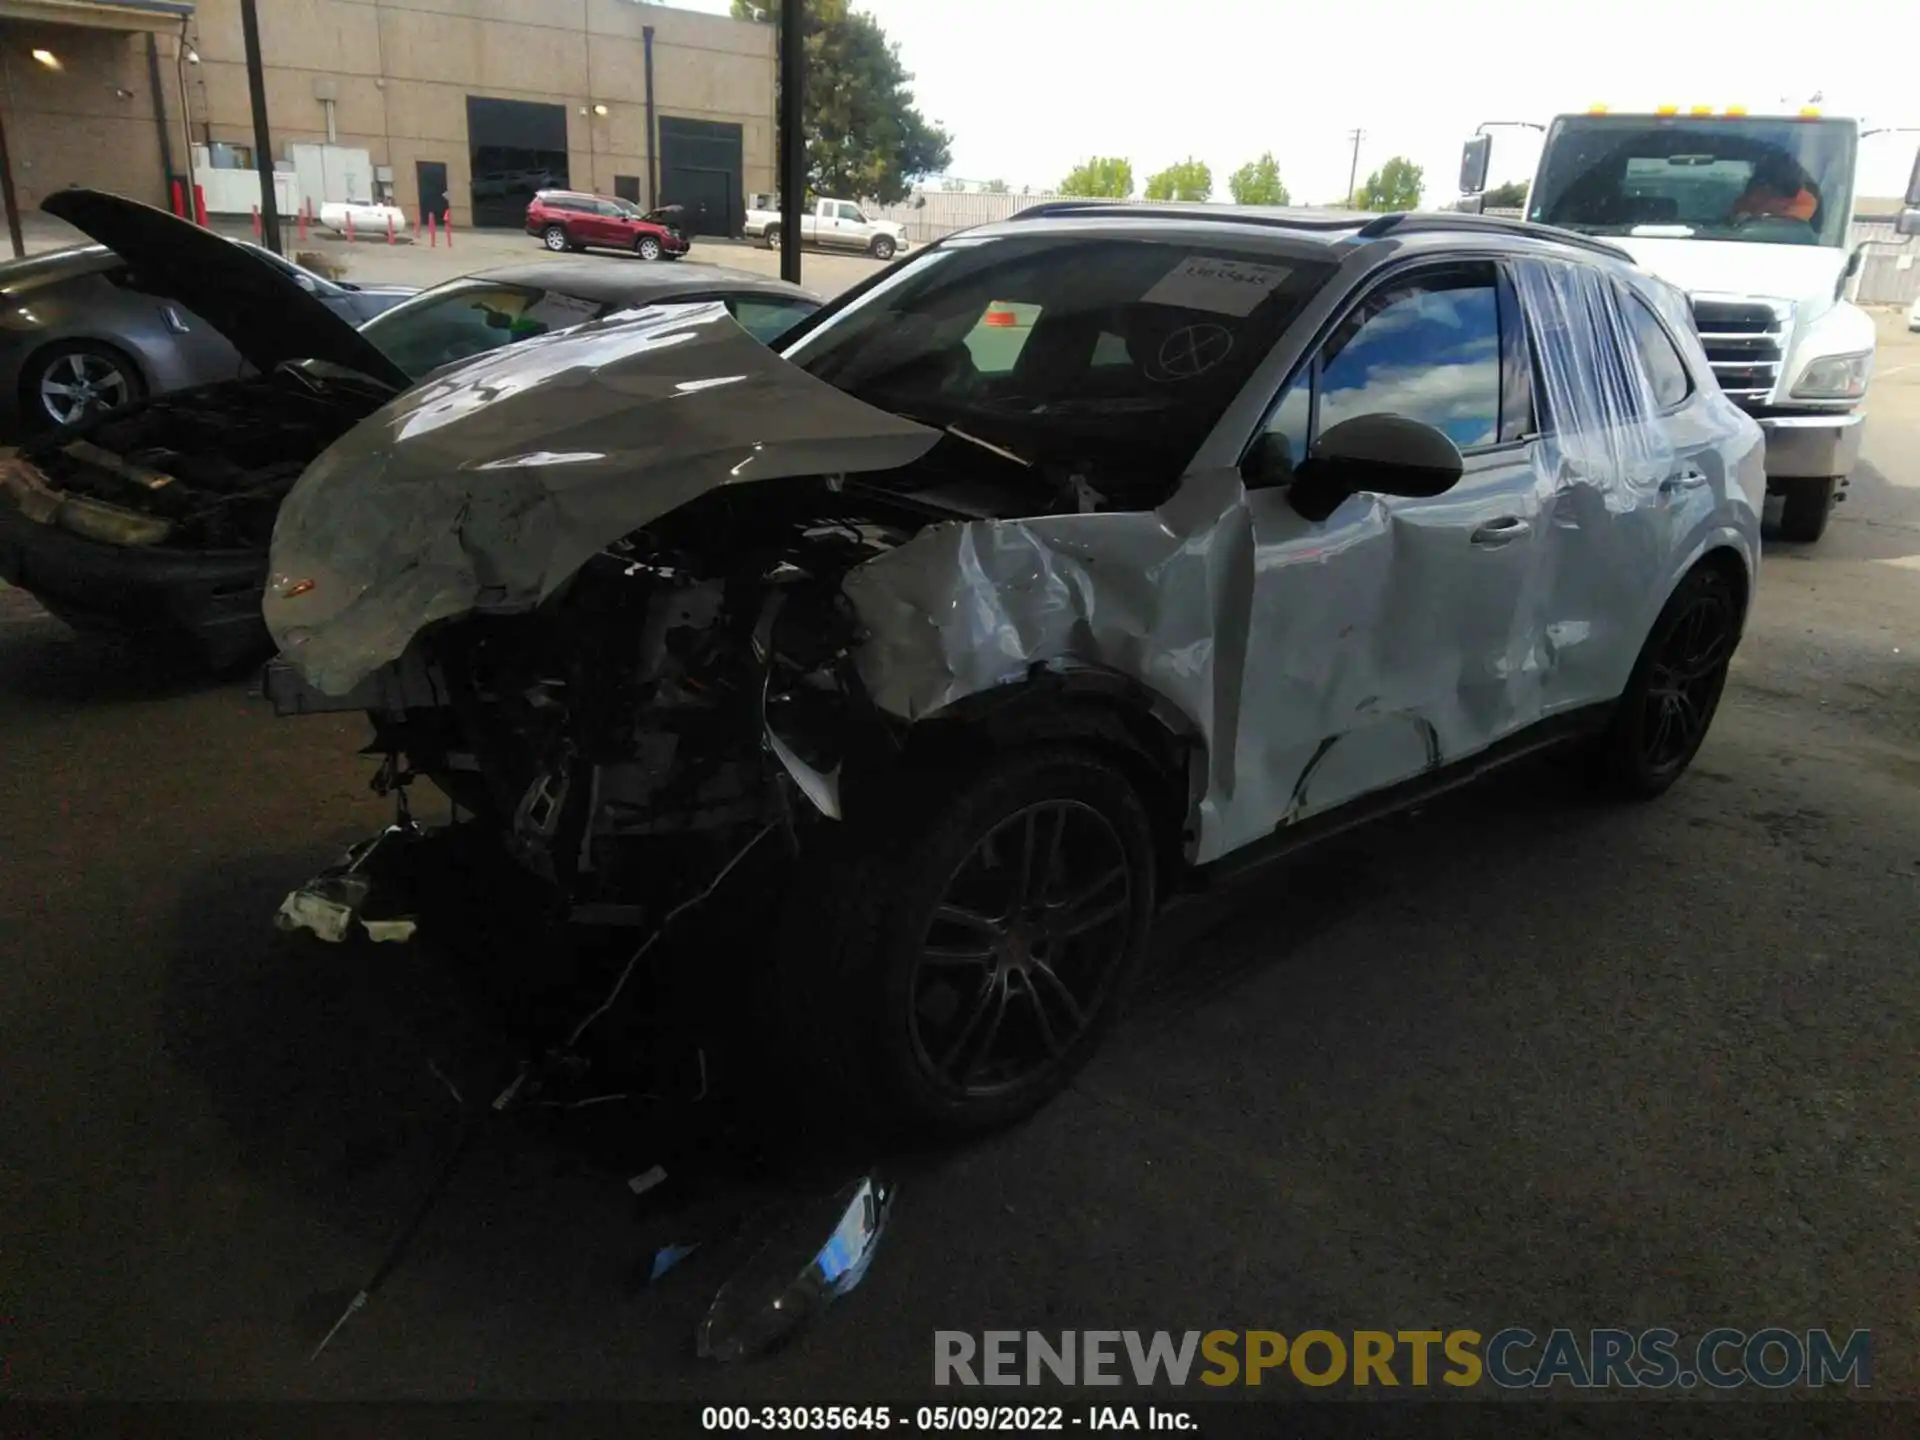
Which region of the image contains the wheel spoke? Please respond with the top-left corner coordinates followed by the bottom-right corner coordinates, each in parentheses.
top-left (932, 902), bottom-right (1003, 937)
top-left (922, 941), bottom-right (996, 968)
top-left (937, 973), bottom-right (1003, 1077)
top-left (1012, 806), bottom-right (1064, 913)
top-left (1046, 862), bottom-right (1128, 942)
top-left (1030, 959), bottom-right (1088, 1031)
top-left (1019, 974), bottom-right (1065, 1056)
top-left (953, 977), bottom-right (1012, 1083)
top-left (1647, 699), bottom-right (1678, 761)
top-left (42, 381), bottom-right (81, 397)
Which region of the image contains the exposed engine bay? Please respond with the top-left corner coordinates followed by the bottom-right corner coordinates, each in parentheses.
top-left (5, 371), bottom-right (379, 550)
top-left (290, 478), bottom-right (970, 928)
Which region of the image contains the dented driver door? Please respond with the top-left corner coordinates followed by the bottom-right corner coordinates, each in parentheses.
top-left (1217, 260), bottom-right (1552, 857)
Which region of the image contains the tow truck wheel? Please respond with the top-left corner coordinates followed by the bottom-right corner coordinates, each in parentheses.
top-left (1776, 477), bottom-right (1835, 543)
top-left (762, 224), bottom-right (781, 250)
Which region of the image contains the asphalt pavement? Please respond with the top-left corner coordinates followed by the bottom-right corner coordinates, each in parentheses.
top-left (0, 315), bottom-right (1916, 1403)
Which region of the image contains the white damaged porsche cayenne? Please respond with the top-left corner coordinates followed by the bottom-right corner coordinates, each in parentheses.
top-left (262, 202), bottom-right (1765, 1136)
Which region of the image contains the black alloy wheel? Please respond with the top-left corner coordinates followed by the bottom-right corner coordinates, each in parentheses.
top-left (1595, 564), bottom-right (1741, 798)
top-left (909, 799), bottom-right (1134, 1099)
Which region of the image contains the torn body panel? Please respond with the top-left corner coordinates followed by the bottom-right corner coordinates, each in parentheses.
top-left (265, 301), bottom-right (940, 697)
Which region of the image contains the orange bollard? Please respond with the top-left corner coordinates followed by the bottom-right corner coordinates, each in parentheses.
top-left (387, 212), bottom-right (395, 244)
top-left (171, 180), bottom-right (185, 217)
top-left (193, 185), bottom-right (208, 225)
top-left (428, 212), bottom-right (437, 248)
top-left (251, 205), bottom-right (261, 239)
top-left (442, 210), bottom-right (452, 249)
top-left (345, 211), bottom-right (354, 244)
top-left (298, 199), bottom-right (309, 243)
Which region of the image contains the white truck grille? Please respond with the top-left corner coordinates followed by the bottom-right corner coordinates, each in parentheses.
top-left (1689, 296), bottom-right (1793, 409)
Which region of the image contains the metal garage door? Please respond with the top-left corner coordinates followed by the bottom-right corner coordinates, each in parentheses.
top-left (658, 116), bottom-right (743, 239)
top-left (467, 97), bottom-right (569, 228)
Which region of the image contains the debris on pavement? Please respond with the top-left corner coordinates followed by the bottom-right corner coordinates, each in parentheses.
top-left (697, 1174), bottom-right (893, 1362)
top-left (649, 1241), bottom-right (701, 1283)
top-left (274, 820), bottom-right (421, 944)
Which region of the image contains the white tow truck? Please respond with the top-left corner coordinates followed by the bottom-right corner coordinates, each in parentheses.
top-left (1461, 103), bottom-right (1920, 541)
top-left (742, 194), bottom-right (910, 261)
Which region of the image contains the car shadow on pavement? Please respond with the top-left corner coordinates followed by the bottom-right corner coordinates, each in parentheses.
top-left (0, 616), bottom-right (250, 704)
top-left (1133, 751), bottom-right (1602, 1025)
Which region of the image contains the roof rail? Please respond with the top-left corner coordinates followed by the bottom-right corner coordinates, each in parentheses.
top-left (1006, 200), bottom-right (1375, 232)
top-left (1005, 200), bottom-right (1638, 264)
top-left (1353, 211), bottom-right (1637, 263)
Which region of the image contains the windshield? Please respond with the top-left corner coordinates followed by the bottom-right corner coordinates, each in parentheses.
top-left (1529, 115), bottom-right (1856, 247)
top-left (360, 281), bottom-right (607, 379)
top-left (782, 233), bottom-right (1335, 480)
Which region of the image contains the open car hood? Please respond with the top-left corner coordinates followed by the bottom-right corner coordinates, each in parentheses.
top-left (41, 189), bottom-right (410, 391)
top-left (265, 300), bottom-right (939, 695)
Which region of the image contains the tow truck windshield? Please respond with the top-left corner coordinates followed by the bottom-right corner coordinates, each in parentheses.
top-left (1528, 115), bottom-right (1857, 248)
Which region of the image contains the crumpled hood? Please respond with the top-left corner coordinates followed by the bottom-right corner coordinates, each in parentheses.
top-left (265, 300), bottom-right (939, 695)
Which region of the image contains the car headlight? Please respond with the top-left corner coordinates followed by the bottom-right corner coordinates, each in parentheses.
top-left (1790, 351), bottom-right (1872, 400)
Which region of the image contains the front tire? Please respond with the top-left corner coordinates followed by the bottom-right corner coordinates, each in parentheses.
top-left (635, 234), bottom-right (663, 261)
top-left (1592, 564), bottom-right (1741, 800)
top-left (868, 234), bottom-right (897, 261)
top-left (542, 224), bottom-right (570, 253)
top-left (762, 224), bottom-right (781, 250)
top-left (779, 746), bottom-right (1157, 1138)
top-left (1775, 477), bottom-right (1835, 543)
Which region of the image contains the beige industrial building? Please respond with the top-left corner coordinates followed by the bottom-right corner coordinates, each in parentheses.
top-left (0, 0), bottom-right (775, 235)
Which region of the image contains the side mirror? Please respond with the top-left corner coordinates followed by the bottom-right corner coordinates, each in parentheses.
top-left (1287, 414), bottom-right (1465, 523)
top-left (1898, 208), bottom-right (1920, 239)
top-left (1460, 135), bottom-right (1491, 195)
top-left (1904, 148), bottom-right (1920, 208)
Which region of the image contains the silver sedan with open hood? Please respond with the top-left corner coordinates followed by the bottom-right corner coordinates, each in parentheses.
top-left (264, 203), bottom-right (1764, 1136)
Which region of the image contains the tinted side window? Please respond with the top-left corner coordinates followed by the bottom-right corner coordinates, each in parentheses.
top-left (1317, 266), bottom-right (1501, 450)
top-left (1622, 288), bottom-right (1692, 409)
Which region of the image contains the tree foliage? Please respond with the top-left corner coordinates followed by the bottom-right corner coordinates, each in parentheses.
top-left (1144, 157), bottom-right (1213, 202)
top-left (1352, 155), bottom-right (1425, 212)
top-left (983, 178), bottom-right (1009, 194)
top-left (1482, 179), bottom-right (1528, 209)
top-left (1057, 157), bottom-right (1134, 198)
top-left (734, 0), bottom-right (952, 204)
top-left (1227, 152), bottom-right (1289, 206)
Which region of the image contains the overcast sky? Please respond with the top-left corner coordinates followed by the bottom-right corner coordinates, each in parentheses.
top-left (671, 0), bottom-right (1918, 202)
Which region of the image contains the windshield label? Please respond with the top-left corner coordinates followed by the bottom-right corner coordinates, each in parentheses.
top-left (1142, 256), bottom-right (1294, 316)
top-left (526, 293), bottom-right (601, 330)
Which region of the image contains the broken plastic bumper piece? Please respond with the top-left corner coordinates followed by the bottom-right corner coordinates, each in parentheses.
top-left (697, 1175), bottom-right (893, 1362)
top-left (274, 822), bottom-right (422, 944)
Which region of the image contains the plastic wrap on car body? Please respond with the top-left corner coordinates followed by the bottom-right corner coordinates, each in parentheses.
top-left (1511, 256), bottom-right (1675, 510)
top-left (264, 301), bottom-right (940, 695)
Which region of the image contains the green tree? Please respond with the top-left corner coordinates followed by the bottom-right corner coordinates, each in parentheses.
top-left (1352, 155), bottom-right (1424, 212)
top-left (1482, 179), bottom-right (1528, 209)
top-left (734, 0), bottom-right (953, 204)
top-left (983, 178), bottom-right (1009, 194)
top-left (1058, 157), bottom-right (1134, 198)
top-left (1144, 156), bottom-right (1213, 202)
top-left (1227, 151), bottom-right (1289, 206)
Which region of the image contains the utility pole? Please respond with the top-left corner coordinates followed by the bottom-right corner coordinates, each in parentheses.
top-left (239, 0), bottom-right (281, 253)
top-left (1346, 128), bottom-right (1365, 207)
top-left (777, 0), bottom-right (804, 284)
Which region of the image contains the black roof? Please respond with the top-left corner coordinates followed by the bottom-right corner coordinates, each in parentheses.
top-left (458, 260), bottom-right (818, 305)
top-left (1003, 201), bottom-right (1636, 264)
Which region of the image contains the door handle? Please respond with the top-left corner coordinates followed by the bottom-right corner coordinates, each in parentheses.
top-left (1660, 467), bottom-right (1709, 494)
top-left (1470, 516), bottom-right (1531, 547)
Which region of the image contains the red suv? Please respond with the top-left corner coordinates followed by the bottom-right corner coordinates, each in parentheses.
top-left (525, 190), bottom-right (692, 261)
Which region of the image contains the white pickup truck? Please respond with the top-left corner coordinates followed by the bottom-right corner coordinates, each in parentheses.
top-left (743, 195), bottom-right (909, 261)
